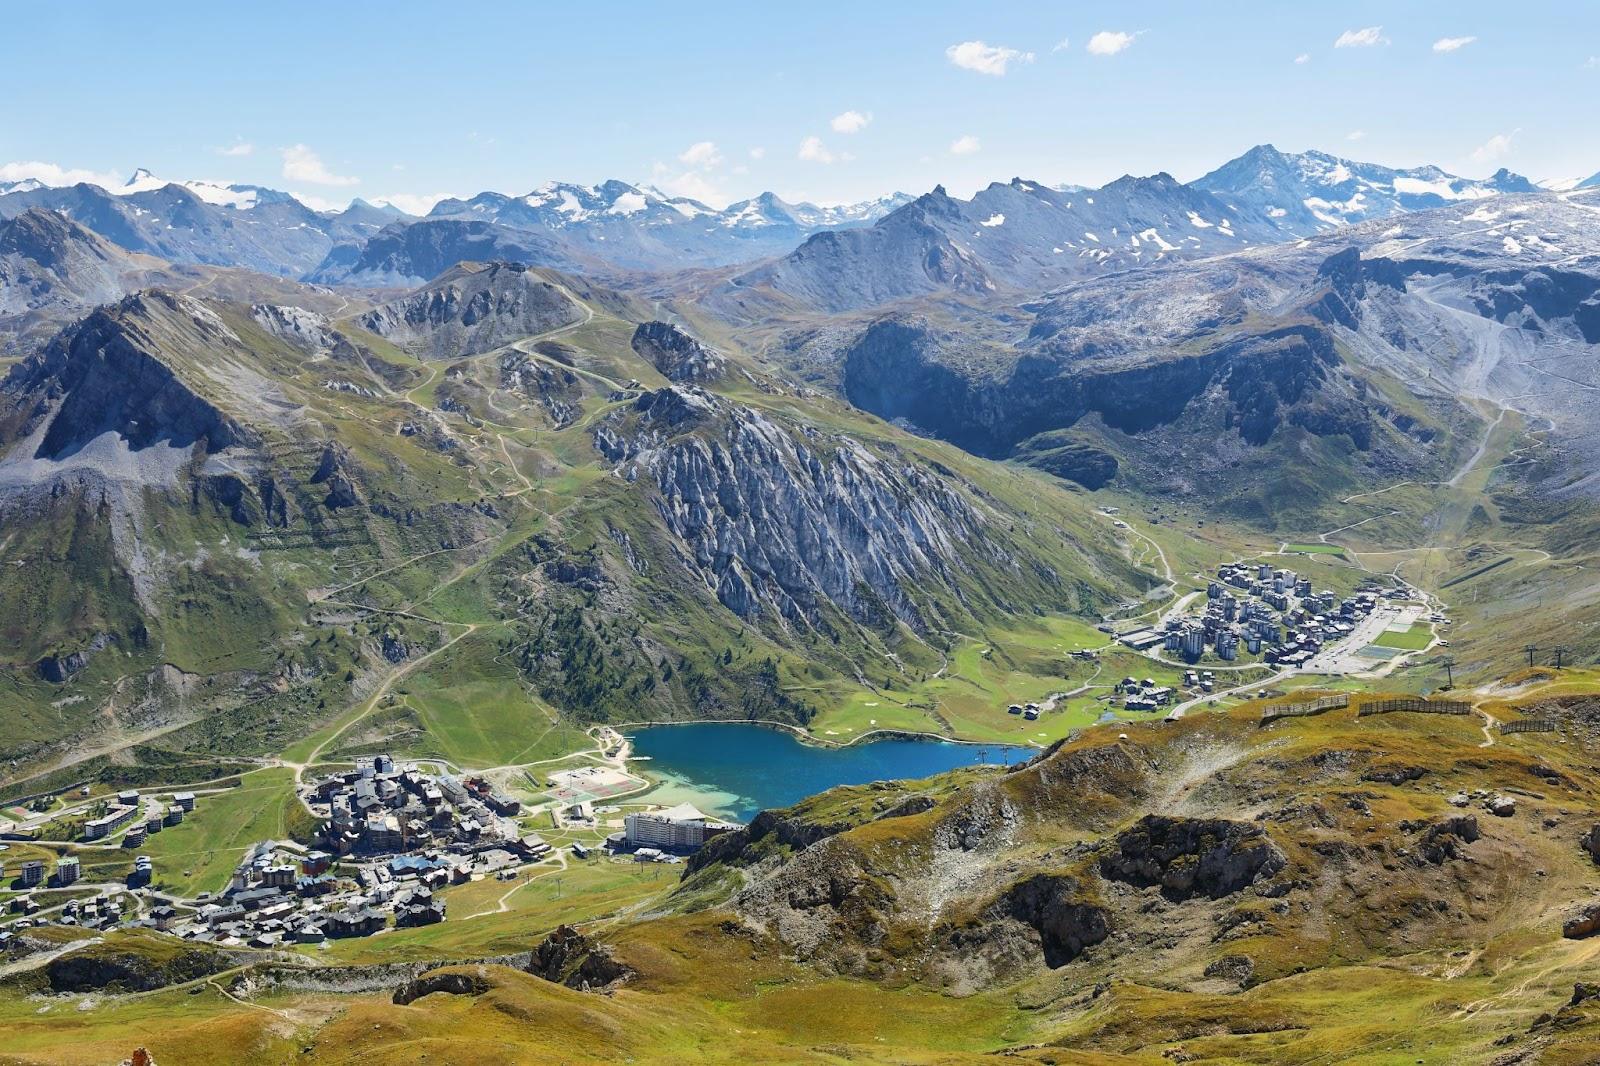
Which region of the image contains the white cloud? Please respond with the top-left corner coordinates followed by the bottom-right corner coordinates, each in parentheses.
top-left (678, 141), bottom-right (722, 169)
top-left (649, 162), bottom-right (728, 207)
top-left (1334, 26), bottom-right (1388, 48)
top-left (748, 146), bottom-right (766, 160)
top-left (370, 192), bottom-right (457, 216)
top-left (0, 160), bottom-right (125, 189)
top-left (216, 140), bottom-right (254, 157)
top-left (945, 40), bottom-right (1034, 76)
top-left (1051, 37), bottom-right (1071, 53)
top-left (1471, 130), bottom-right (1519, 163)
top-left (288, 192), bottom-right (346, 212)
top-left (798, 135), bottom-right (838, 164)
top-left (949, 135), bottom-right (981, 156)
top-left (831, 110), bottom-right (872, 134)
top-left (281, 144), bottom-right (358, 186)
top-left (1588, 56), bottom-right (1599, 68)
top-left (1086, 31), bottom-right (1137, 56)
top-left (1433, 35), bottom-right (1477, 53)
top-left (1347, 130), bottom-right (1367, 141)
top-left (1294, 53), bottom-right (1311, 64)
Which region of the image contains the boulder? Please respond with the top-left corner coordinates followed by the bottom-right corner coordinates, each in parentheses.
top-left (1486, 795), bottom-right (1516, 818)
top-left (1565, 902), bottom-right (1600, 940)
top-left (1582, 825), bottom-right (1600, 865)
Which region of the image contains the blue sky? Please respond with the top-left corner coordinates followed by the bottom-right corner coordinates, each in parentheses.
top-left (5, 1), bottom-right (1598, 211)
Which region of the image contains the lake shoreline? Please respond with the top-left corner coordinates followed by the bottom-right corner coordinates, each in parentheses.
top-left (612, 715), bottom-right (1044, 752)
top-left (623, 721), bottom-right (1035, 824)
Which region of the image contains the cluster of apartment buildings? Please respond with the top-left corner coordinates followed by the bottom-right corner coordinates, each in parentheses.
top-left (308, 754), bottom-right (523, 857)
top-left (1155, 564), bottom-right (1382, 667)
top-left (179, 840), bottom-right (464, 948)
top-left (81, 790), bottom-right (195, 843)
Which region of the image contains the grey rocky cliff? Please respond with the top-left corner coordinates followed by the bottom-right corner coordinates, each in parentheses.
top-left (630, 320), bottom-right (725, 383)
top-left (1, 291), bottom-right (249, 461)
top-left (593, 385), bottom-right (995, 629)
top-left (357, 260), bottom-right (583, 358)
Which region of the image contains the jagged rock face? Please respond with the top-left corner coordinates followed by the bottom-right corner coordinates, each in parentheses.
top-left (596, 386), bottom-right (989, 629)
top-left (992, 874), bottom-right (1112, 967)
top-left (1, 291), bottom-right (248, 460)
top-left (309, 443), bottom-right (362, 509)
top-left (630, 320), bottom-right (724, 383)
top-left (1098, 815), bottom-right (1286, 900)
top-left (499, 350), bottom-right (584, 426)
top-left (357, 261), bottom-right (583, 358)
top-left (527, 925), bottom-right (634, 991)
top-left (1416, 815), bottom-right (1480, 864)
top-left (251, 302), bottom-right (341, 352)
top-left (1565, 901), bottom-right (1600, 940)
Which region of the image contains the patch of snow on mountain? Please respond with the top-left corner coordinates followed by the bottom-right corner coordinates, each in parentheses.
top-left (608, 191), bottom-right (649, 215)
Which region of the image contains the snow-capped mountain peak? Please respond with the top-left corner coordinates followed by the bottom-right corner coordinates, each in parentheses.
top-left (1193, 144), bottom-right (1539, 234)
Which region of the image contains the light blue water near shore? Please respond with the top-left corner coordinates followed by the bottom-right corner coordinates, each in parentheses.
top-left (629, 723), bottom-right (1034, 823)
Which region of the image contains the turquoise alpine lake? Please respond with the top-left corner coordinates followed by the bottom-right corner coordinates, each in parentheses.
top-left (628, 722), bottom-right (1035, 823)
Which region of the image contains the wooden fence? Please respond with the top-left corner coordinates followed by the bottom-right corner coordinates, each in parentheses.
top-left (1499, 719), bottom-right (1558, 734)
top-left (1356, 697), bottom-right (1472, 717)
top-left (1260, 694), bottom-right (1350, 725)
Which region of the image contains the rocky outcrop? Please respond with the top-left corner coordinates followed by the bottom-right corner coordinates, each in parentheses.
top-left (45, 938), bottom-right (233, 993)
top-left (1308, 248), bottom-right (1407, 329)
top-left (595, 386), bottom-right (996, 629)
top-left (630, 321), bottom-right (724, 383)
top-left (499, 351), bottom-right (583, 426)
top-left (1582, 825), bottom-right (1600, 864)
top-left (357, 261), bottom-right (583, 358)
top-left (527, 925), bottom-right (634, 991)
top-left (1415, 815), bottom-right (1480, 864)
top-left (1099, 815), bottom-right (1286, 900)
top-left (309, 444), bottom-right (361, 509)
top-left (392, 968), bottom-right (491, 1005)
top-left (36, 634), bottom-right (110, 682)
top-left (993, 874), bottom-right (1112, 967)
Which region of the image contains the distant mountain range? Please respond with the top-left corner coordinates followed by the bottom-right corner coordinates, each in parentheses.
top-left (324, 181), bottom-right (915, 282)
top-left (717, 146), bottom-right (1563, 313)
top-left (0, 148), bottom-right (1586, 299)
top-left (0, 170), bottom-right (912, 283)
